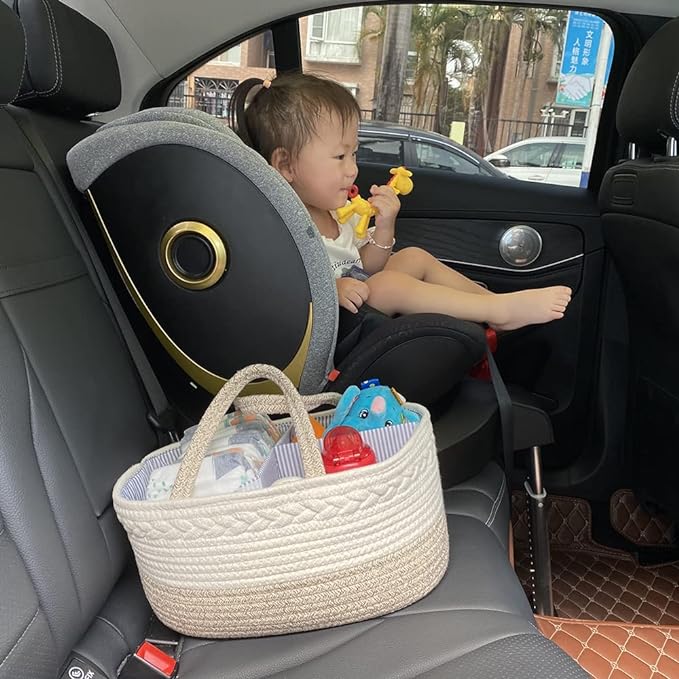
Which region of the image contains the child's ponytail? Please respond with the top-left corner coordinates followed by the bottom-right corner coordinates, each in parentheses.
top-left (227, 72), bottom-right (361, 164)
top-left (228, 77), bottom-right (266, 148)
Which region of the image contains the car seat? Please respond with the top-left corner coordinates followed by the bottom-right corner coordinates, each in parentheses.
top-left (66, 51), bottom-right (557, 498)
top-left (67, 108), bottom-right (486, 406)
top-left (599, 16), bottom-right (679, 520)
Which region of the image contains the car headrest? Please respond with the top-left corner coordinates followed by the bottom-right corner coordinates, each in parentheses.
top-left (617, 18), bottom-right (679, 149)
top-left (13, 0), bottom-right (121, 118)
top-left (0, 2), bottom-right (25, 106)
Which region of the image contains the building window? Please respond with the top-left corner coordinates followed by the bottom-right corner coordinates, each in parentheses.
top-left (210, 45), bottom-right (242, 66)
top-left (405, 50), bottom-right (418, 83)
top-left (570, 110), bottom-right (588, 137)
top-left (193, 77), bottom-right (239, 118)
top-left (549, 40), bottom-right (563, 82)
top-left (306, 8), bottom-right (362, 64)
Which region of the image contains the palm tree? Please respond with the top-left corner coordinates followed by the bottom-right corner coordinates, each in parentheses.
top-left (410, 5), bottom-right (458, 129)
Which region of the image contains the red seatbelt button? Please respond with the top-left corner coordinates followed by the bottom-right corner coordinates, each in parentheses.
top-left (135, 641), bottom-right (177, 678)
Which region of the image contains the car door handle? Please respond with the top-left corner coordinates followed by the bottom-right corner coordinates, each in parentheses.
top-left (527, 173), bottom-right (547, 181)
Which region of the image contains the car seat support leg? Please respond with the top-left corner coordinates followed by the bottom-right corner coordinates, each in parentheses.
top-left (525, 445), bottom-right (554, 617)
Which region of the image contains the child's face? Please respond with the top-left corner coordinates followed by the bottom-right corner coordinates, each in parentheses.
top-left (288, 111), bottom-right (359, 212)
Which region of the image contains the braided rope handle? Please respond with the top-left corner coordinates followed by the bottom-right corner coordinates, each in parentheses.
top-left (171, 364), bottom-right (325, 500)
top-left (235, 392), bottom-right (341, 415)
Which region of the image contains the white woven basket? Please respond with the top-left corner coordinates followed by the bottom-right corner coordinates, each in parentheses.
top-left (113, 364), bottom-right (449, 638)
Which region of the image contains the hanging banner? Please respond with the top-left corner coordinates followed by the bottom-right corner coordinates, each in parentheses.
top-left (555, 11), bottom-right (605, 107)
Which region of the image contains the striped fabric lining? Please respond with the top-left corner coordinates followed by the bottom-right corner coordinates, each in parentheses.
top-left (121, 416), bottom-right (417, 501)
top-left (248, 421), bottom-right (417, 490)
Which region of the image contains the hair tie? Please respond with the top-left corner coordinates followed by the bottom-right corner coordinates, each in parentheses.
top-left (262, 79), bottom-right (272, 89)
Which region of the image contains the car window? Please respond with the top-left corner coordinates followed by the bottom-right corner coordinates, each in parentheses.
top-left (166, 30), bottom-right (275, 124)
top-left (163, 5), bottom-right (614, 189)
top-left (558, 143), bottom-right (585, 169)
top-left (296, 5), bottom-right (613, 189)
top-left (357, 136), bottom-right (404, 164)
top-left (503, 143), bottom-right (557, 168)
top-left (414, 141), bottom-right (481, 174)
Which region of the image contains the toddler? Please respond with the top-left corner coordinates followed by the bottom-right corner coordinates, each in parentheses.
top-left (229, 73), bottom-right (571, 331)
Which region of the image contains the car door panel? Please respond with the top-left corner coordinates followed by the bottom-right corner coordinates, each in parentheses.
top-left (395, 217), bottom-right (584, 282)
top-left (357, 164), bottom-right (604, 469)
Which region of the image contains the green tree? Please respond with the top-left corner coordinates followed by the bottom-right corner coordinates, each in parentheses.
top-left (463, 6), bottom-right (567, 153)
top-left (410, 5), bottom-right (470, 132)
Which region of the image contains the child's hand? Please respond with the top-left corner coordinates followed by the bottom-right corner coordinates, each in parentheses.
top-left (368, 184), bottom-right (400, 231)
top-left (336, 277), bottom-right (369, 314)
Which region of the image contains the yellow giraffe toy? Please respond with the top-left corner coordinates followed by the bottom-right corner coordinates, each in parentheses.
top-left (336, 166), bottom-right (414, 239)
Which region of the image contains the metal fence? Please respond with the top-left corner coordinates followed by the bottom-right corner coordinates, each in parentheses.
top-left (167, 94), bottom-right (583, 153)
top-left (165, 95), bottom-right (439, 132)
top-left (167, 93), bottom-right (233, 119)
top-left (360, 109), bottom-right (437, 132)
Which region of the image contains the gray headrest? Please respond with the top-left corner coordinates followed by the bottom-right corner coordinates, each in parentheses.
top-left (13, 0), bottom-right (121, 118)
top-left (0, 2), bottom-right (25, 105)
top-left (617, 18), bottom-right (679, 148)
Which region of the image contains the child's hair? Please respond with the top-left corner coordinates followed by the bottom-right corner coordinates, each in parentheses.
top-left (228, 72), bottom-right (361, 162)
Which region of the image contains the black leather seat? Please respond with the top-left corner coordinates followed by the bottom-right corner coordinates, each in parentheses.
top-left (599, 17), bottom-right (679, 520)
top-left (0, 2), bottom-right (586, 677)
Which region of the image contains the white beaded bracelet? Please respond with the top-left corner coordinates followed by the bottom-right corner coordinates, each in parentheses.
top-left (368, 234), bottom-right (395, 250)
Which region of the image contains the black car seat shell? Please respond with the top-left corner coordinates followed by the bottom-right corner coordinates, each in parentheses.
top-left (0, 2), bottom-right (587, 677)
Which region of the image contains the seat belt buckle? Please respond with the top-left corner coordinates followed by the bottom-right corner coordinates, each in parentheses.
top-left (132, 641), bottom-right (178, 678)
top-left (147, 410), bottom-right (180, 442)
top-left (469, 328), bottom-right (498, 382)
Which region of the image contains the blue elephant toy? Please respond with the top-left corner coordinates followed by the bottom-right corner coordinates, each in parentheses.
top-left (328, 379), bottom-right (421, 432)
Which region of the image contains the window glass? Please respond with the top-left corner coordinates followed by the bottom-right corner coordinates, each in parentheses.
top-left (415, 141), bottom-right (481, 174)
top-left (166, 31), bottom-right (275, 123)
top-left (165, 5), bottom-right (613, 188)
top-left (504, 142), bottom-right (557, 168)
top-left (210, 46), bottom-right (241, 65)
top-left (357, 136), bottom-right (403, 165)
top-left (559, 143), bottom-right (585, 169)
top-left (299, 5), bottom-right (613, 187)
top-left (306, 8), bottom-right (363, 64)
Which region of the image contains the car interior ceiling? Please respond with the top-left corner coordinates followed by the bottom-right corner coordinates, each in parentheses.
top-left (2, 0), bottom-right (679, 678)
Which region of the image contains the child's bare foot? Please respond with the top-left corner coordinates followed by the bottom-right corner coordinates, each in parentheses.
top-left (487, 286), bottom-right (572, 331)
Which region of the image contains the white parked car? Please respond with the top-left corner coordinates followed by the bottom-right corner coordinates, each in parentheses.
top-left (485, 137), bottom-right (585, 187)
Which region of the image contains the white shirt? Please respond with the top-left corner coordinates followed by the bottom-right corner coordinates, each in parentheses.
top-left (322, 209), bottom-right (370, 279)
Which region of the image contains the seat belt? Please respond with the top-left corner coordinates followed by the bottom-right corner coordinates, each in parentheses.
top-left (486, 345), bottom-right (514, 481)
top-left (11, 109), bottom-right (179, 443)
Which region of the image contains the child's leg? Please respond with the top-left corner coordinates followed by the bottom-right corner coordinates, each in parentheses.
top-left (386, 247), bottom-right (492, 295)
top-left (366, 270), bottom-right (571, 331)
